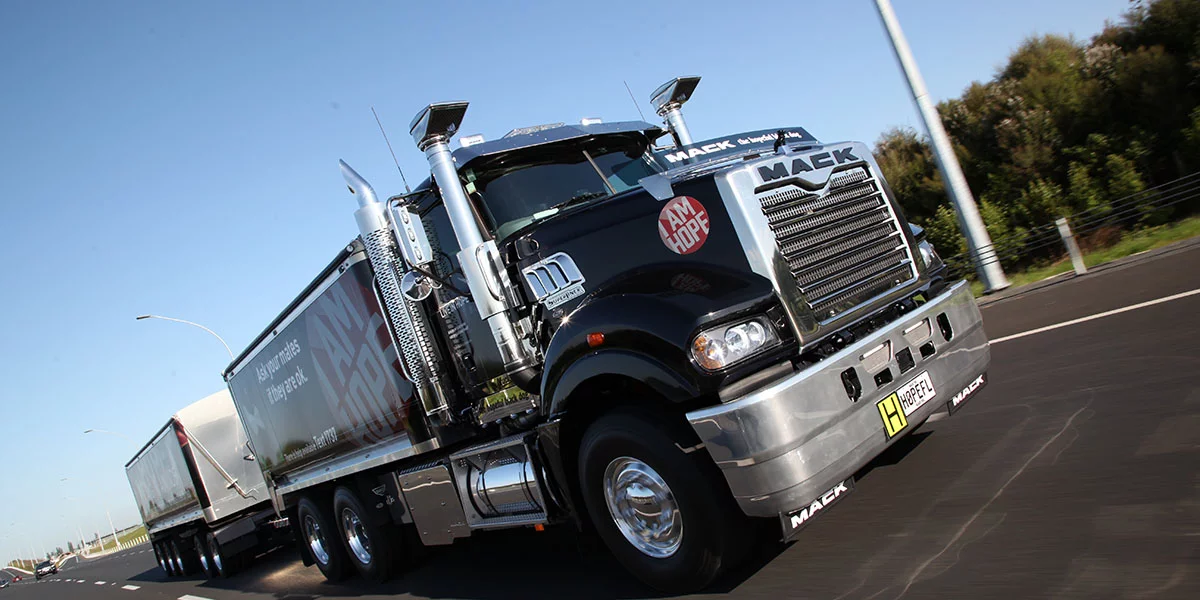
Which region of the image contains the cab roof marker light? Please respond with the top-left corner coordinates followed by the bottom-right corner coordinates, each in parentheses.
top-left (460, 134), bottom-right (485, 148)
top-left (580, 117), bottom-right (603, 126)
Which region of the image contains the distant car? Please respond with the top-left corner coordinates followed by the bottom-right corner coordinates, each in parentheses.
top-left (0, 577), bottom-right (10, 588)
top-left (34, 560), bottom-right (57, 580)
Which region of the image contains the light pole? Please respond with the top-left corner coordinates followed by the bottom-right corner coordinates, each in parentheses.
top-left (82, 429), bottom-right (135, 444)
top-left (58, 481), bottom-right (88, 552)
top-left (874, 0), bottom-right (1010, 292)
top-left (135, 314), bottom-right (234, 360)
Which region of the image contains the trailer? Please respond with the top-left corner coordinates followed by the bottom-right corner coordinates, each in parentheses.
top-left (125, 390), bottom-right (289, 578)
top-left (223, 76), bottom-right (991, 592)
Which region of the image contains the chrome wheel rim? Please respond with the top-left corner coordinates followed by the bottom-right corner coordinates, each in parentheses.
top-left (340, 507), bottom-right (373, 565)
top-left (303, 515), bottom-right (331, 565)
top-left (207, 536), bottom-right (223, 574)
top-left (157, 545), bottom-right (168, 573)
top-left (196, 542), bottom-right (209, 574)
top-left (170, 543), bottom-right (182, 573)
top-left (602, 456), bottom-right (683, 558)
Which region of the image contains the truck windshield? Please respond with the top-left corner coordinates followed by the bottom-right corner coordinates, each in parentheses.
top-left (467, 138), bottom-right (664, 240)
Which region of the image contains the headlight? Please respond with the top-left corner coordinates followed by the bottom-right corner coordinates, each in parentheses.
top-left (918, 240), bottom-right (943, 270)
top-left (691, 316), bottom-right (779, 371)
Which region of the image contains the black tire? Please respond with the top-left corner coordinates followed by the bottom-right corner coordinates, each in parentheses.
top-left (297, 495), bottom-right (352, 582)
top-left (204, 531), bottom-right (237, 578)
top-left (168, 539), bottom-right (189, 576)
top-left (332, 486), bottom-right (397, 582)
top-left (578, 411), bottom-right (750, 593)
top-left (155, 542), bottom-right (173, 576)
top-left (193, 535), bottom-right (214, 578)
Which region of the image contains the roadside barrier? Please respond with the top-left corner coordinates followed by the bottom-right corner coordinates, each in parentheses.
top-left (942, 171), bottom-right (1200, 281)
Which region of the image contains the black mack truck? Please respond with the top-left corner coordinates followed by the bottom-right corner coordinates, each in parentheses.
top-left (222, 76), bottom-right (990, 592)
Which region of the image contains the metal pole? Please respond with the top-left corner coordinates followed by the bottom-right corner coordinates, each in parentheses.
top-left (135, 314), bottom-right (234, 360)
top-left (106, 510), bottom-right (117, 551)
top-left (1055, 218), bottom-right (1088, 276)
top-left (82, 429), bottom-right (135, 443)
top-left (874, 0), bottom-right (1010, 292)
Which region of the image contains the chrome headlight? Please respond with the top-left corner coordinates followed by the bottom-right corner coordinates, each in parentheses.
top-left (918, 240), bottom-right (943, 271)
top-left (691, 316), bottom-right (779, 371)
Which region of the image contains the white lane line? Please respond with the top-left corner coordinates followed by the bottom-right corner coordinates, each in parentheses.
top-left (992, 288), bottom-right (1200, 344)
top-left (178, 595), bottom-right (215, 600)
top-left (123, 584), bottom-right (141, 590)
top-left (95, 580), bottom-right (106, 585)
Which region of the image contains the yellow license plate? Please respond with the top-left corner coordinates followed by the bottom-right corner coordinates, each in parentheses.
top-left (877, 371), bottom-right (936, 438)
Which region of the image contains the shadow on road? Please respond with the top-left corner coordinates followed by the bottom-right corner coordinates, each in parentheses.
top-left (119, 429), bottom-right (937, 600)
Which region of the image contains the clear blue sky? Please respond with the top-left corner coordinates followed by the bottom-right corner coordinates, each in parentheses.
top-left (0, 0), bottom-right (1129, 560)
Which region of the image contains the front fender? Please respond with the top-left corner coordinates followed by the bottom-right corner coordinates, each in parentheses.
top-left (541, 294), bottom-right (704, 417)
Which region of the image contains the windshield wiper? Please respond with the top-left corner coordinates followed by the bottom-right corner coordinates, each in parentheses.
top-left (554, 191), bottom-right (608, 210)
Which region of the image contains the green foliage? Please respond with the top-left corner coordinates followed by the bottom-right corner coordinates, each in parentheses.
top-left (875, 0), bottom-right (1200, 274)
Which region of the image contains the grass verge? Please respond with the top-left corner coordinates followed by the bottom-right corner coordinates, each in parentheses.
top-left (970, 215), bottom-right (1200, 297)
top-left (116, 525), bottom-right (146, 546)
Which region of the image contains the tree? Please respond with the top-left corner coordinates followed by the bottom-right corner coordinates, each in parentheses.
top-left (875, 0), bottom-right (1200, 275)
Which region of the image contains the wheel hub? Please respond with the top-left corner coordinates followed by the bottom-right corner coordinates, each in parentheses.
top-left (196, 543), bottom-right (209, 573)
top-left (340, 507), bottom-right (373, 565)
top-left (207, 536), bottom-right (223, 573)
top-left (603, 457), bottom-right (683, 558)
top-left (303, 515), bottom-right (331, 565)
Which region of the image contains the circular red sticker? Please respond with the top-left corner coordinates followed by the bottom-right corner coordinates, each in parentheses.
top-left (658, 196), bottom-right (710, 255)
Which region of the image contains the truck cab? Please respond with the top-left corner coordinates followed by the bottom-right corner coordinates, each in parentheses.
top-left (227, 76), bottom-right (989, 593)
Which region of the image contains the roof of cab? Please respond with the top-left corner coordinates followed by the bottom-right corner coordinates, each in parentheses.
top-left (450, 120), bottom-right (665, 168)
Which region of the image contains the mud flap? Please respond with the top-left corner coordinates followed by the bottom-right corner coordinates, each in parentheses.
top-left (779, 477), bottom-right (854, 542)
top-left (947, 372), bottom-right (987, 415)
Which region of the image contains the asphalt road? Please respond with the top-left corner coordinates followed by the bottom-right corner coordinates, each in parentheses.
top-left (9, 242), bottom-right (1200, 600)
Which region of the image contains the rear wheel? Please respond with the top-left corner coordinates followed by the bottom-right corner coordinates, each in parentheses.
top-left (205, 531), bottom-right (236, 578)
top-left (153, 542), bottom-right (170, 575)
top-left (298, 495), bottom-right (351, 582)
top-left (578, 411), bottom-right (750, 593)
top-left (333, 486), bottom-right (397, 582)
top-left (168, 539), bottom-right (187, 576)
top-left (193, 535), bottom-right (213, 578)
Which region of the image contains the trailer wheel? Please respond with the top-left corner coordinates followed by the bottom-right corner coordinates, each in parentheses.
top-left (204, 531), bottom-right (236, 578)
top-left (168, 539), bottom-right (189, 576)
top-left (578, 411), bottom-right (749, 593)
top-left (154, 542), bottom-right (171, 575)
top-left (297, 496), bottom-right (351, 582)
top-left (193, 534), bottom-right (213, 578)
top-left (333, 486), bottom-right (396, 582)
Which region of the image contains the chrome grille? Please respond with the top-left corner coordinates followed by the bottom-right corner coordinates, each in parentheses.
top-left (757, 165), bottom-right (916, 321)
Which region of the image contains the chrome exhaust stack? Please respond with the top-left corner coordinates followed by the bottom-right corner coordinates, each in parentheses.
top-left (409, 103), bottom-right (536, 381)
top-left (340, 159), bottom-right (453, 418)
top-left (650, 76), bottom-right (701, 147)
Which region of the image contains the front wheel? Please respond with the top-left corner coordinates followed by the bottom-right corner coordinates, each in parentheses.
top-left (578, 411), bottom-right (750, 593)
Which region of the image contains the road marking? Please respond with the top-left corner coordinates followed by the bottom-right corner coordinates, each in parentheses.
top-left (991, 288), bottom-right (1200, 344)
top-left (123, 584), bottom-right (141, 590)
top-left (96, 580), bottom-right (106, 584)
top-left (178, 595), bottom-right (215, 600)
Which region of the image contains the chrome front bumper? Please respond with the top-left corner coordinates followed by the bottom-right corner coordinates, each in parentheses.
top-left (686, 281), bottom-right (990, 517)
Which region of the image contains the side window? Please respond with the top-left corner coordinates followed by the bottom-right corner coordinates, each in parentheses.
top-left (421, 202), bottom-right (463, 282)
top-left (418, 201), bottom-right (506, 388)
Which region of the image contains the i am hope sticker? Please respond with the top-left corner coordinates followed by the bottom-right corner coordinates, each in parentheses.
top-left (658, 196), bottom-right (710, 255)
